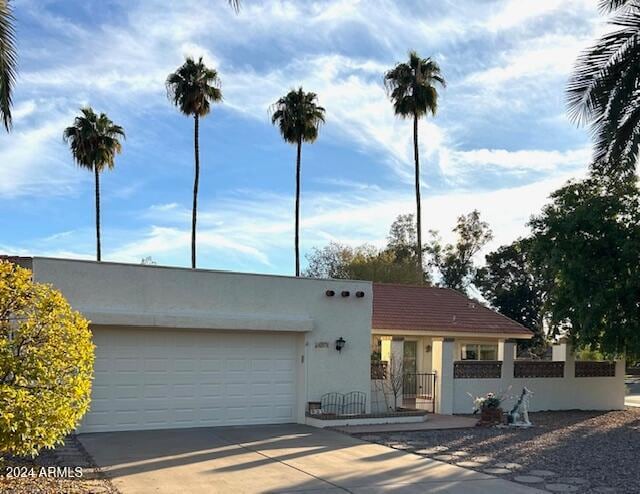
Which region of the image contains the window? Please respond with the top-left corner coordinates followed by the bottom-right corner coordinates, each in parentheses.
top-left (461, 344), bottom-right (498, 361)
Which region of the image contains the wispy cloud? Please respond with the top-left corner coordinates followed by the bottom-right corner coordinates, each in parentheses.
top-left (1, 0), bottom-right (600, 274)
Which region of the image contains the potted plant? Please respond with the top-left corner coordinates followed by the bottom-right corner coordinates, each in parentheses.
top-left (470, 391), bottom-right (506, 426)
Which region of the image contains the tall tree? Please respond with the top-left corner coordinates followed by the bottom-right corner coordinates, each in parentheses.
top-left (271, 87), bottom-right (325, 276)
top-left (63, 107), bottom-right (125, 261)
top-left (0, 0), bottom-right (17, 131)
top-left (304, 214), bottom-right (426, 284)
top-left (529, 175), bottom-right (640, 357)
top-left (475, 239), bottom-right (547, 350)
top-left (567, 0), bottom-right (640, 175)
top-left (384, 51), bottom-right (445, 281)
top-left (426, 210), bottom-right (492, 294)
top-left (166, 57), bottom-right (222, 269)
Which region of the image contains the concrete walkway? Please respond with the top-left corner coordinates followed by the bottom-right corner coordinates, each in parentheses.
top-left (333, 414), bottom-right (477, 434)
top-left (79, 424), bottom-right (544, 494)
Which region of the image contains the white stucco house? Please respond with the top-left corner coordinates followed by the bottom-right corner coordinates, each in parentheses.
top-left (5, 256), bottom-right (626, 433)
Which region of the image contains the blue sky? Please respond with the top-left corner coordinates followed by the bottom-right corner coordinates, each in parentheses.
top-left (0, 0), bottom-right (604, 275)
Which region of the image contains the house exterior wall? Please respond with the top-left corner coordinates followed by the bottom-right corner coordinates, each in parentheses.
top-left (372, 332), bottom-right (624, 415)
top-left (451, 341), bottom-right (625, 414)
top-left (28, 257), bottom-right (373, 424)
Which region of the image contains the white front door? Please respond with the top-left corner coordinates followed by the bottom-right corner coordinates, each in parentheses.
top-left (80, 327), bottom-right (299, 433)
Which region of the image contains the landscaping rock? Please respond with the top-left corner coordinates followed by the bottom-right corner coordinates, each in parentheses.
top-left (470, 455), bottom-right (492, 463)
top-left (528, 470), bottom-right (557, 478)
top-left (555, 477), bottom-right (589, 485)
top-left (450, 451), bottom-right (469, 457)
top-left (433, 454), bottom-right (455, 461)
top-left (368, 410), bottom-right (640, 494)
top-left (456, 460), bottom-right (484, 468)
top-left (416, 446), bottom-right (448, 454)
top-left (514, 475), bottom-right (545, 484)
top-left (494, 462), bottom-right (522, 470)
top-left (484, 467), bottom-right (512, 475)
top-left (546, 483), bottom-right (580, 493)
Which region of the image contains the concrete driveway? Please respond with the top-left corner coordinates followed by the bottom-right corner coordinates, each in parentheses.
top-left (79, 424), bottom-right (545, 494)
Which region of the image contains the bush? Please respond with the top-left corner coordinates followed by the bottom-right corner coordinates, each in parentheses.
top-left (0, 261), bottom-right (94, 456)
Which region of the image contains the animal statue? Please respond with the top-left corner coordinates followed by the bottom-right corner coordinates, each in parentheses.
top-left (507, 387), bottom-right (534, 427)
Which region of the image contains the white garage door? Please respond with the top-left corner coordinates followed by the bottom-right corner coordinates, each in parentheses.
top-left (80, 327), bottom-right (298, 433)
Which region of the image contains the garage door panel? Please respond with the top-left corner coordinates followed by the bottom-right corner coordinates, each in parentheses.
top-left (80, 328), bottom-right (298, 432)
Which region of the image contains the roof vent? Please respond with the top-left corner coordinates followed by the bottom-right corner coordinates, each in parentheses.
top-left (468, 302), bottom-right (476, 309)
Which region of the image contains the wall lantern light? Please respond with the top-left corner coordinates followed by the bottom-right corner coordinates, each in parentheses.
top-left (425, 344), bottom-right (432, 353)
top-left (341, 290), bottom-right (350, 297)
top-left (325, 290), bottom-right (335, 297)
top-left (355, 291), bottom-right (365, 298)
top-left (336, 337), bottom-right (346, 352)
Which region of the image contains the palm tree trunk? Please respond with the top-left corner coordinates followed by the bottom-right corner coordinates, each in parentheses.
top-left (295, 138), bottom-right (302, 277)
top-left (192, 114), bottom-right (200, 269)
top-left (413, 113), bottom-right (423, 282)
top-left (94, 167), bottom-right (101, 262)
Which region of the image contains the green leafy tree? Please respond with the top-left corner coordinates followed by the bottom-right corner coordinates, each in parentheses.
top-left (567, 0), bottom-right (640, 175)
top-left (386, 213), bottom-right (418, 264)
top-left (63, 107), bottom-right (125, 262)
top-left (304, 214), bottom-right (426, 284)
top-left (427, 210), bottom-right (492, 294)
top-left (0, 0), bottom-right (17, 131)
top-left (304, 242), bottom-right (355, 280)
top-left (529, 175), bottom-right (640, 357)
top-left (475, 239), bottom-right (547, 351)
top-left (0, 261), bottom-right (94, 457)
top-left (384, 51), bottom-right (446, 281)
top-left (166, 57), bottom-right (222, 269)
top-left (271, 88), bottom-right (325, 276)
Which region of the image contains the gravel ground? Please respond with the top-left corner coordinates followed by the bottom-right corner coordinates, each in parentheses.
top-left (0, 435), bottom-right (118, 494)
top-left (354, 409), bottom-right (640, 494)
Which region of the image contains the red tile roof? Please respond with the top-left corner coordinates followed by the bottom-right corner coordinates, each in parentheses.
top-left (372, 283), bottom-right (532, 336)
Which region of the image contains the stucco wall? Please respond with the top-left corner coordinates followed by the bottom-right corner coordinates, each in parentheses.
top-left (452, 367), bottom-right (626, 414)
top-left (30, 257), bottom-right (373, 422)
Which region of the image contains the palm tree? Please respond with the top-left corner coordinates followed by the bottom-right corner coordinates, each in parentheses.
top-left (0, 0), bottom-right (17, 131)
top-left (271, 88), bottom-right (325, 277)
top-left (384, 51), bottom-right (445, 282)
top-left (63, 107), bottom-right (125, 261)
top-left (567, 0), bottom-right (640, 175)
top-left (166, 57), bottom-right (222, 269)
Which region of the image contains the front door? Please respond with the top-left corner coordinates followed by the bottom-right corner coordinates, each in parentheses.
top-left (403, 341), bottom-right (417, 396)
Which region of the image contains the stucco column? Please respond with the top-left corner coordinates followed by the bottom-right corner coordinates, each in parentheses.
top-left (432, 337), bottom-right (455, 414)
top-left (552, 337), bottom-right (575, 379)
top-left (498, 339), bottom-right (515, 380)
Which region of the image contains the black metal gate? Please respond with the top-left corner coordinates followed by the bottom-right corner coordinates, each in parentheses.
top-left (403, 372), bottom-right (437, 413)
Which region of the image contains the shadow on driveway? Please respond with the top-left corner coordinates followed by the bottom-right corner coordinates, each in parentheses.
top-left (79, 424), bottom-right (545, 493)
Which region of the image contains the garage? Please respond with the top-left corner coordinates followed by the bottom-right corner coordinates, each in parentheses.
top-left (81, 327), bottom-right (299, 433)
top-left (24, 257), bottom-right (373, 432)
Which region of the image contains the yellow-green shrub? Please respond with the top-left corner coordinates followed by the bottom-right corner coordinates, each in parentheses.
top-left (0, 261), bottom-right (94, 456)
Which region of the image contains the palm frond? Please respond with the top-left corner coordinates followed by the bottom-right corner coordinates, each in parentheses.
top-left (229, 0), bottom-right (241, 13)
top-left (270, 87), bottom-right (325, 144)
top-left (567, 3), bottom-right (640, 172)
top-left (599, 0), bottom-right (635, 13)
top-left (166, 56), bottom-right (222, 117)
top-left (384, 50), bottom-right (445, 119)
top-left (63, 107), bottom-right (125, 172)
top-left (0, 0), bottom-right (17, 131)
